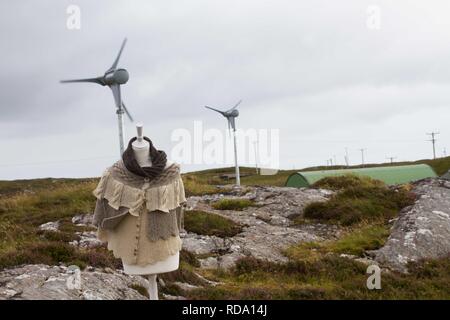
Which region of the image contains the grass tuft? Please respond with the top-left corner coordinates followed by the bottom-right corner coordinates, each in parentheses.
top-left (212, 198), bottom-right (255, 211)
top-left (184, 210), bottom-right (242, 238)
top-left (304, 175), bottom-right (415, 225)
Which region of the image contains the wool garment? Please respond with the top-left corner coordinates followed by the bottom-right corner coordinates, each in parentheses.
top-left (93, 198), bottom-right (184, 242)
top-left (93, 160), bottom-right (186, 216)
top-left (97, 206), bottom-right (182, 266)
top-left (92, 158), bottom-right (186, 266)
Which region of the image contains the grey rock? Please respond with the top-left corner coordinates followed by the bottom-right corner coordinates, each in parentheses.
top-left (0, 264), bottom-right (149, 300)
top-left (193, 272), bottom-right (222, 286)
top-left (199, 256), bottom-right (219, 269)
top-left (69, 231), bottom-right (103, 249)
top-left (162, 293), bottom-right (187, 300)
top-left (374, 179), bottom-right (450, 272)
top-left (173, 282), bottom-right (200, 291)
top-left (71, 213), bottom-right (94, 226)
top-left (182, 233), bottom-right (229, 255)
top-left (38, 221), bottom-right (60, 232)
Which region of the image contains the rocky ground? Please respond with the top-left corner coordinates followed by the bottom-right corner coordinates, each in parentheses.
top-left (1, 180), bottom-right (449, 299)
top-left (183, 186), bottom-right (339, 269)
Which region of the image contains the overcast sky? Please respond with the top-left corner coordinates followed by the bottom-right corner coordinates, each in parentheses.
top-left (1, 0), bottom-right (449, 180)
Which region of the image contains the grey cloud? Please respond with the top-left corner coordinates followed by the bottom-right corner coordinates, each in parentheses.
top-left (0, 0), bottom-right (449, 179)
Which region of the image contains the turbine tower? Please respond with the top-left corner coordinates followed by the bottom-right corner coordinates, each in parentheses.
top-left (60, 38), bottom-right (133, 155)
top-left (205, 100), bottom-right (242, 186)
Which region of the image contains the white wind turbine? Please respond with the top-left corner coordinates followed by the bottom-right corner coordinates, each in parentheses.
top-left (205, 100), bottom-right (242, 186)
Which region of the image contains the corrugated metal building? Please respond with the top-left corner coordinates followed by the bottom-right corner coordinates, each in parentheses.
top-left (285, 164), bottom-right (437, 188)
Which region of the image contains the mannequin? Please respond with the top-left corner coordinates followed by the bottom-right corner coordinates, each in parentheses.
top-left (122, 123), bottom-right (180, 300)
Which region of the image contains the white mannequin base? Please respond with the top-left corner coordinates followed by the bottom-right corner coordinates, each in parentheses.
top-left (122, 252), bottom-right (180, 275)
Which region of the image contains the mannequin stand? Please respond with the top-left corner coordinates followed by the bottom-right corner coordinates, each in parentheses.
top-left (147, 274), bottom-right (158, 300)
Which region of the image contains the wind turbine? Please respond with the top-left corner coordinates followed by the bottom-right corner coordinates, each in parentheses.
top-left (205, 100), bottom-right (242, 186)
top-left (60, 38), bottom-right (133, 155)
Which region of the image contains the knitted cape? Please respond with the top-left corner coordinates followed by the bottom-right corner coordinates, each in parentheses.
top-left (92, 159), bottom-right (186, 242)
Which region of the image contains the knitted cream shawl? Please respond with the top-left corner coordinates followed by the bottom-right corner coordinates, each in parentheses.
top-left (92, 159), bottom-right (186, 217)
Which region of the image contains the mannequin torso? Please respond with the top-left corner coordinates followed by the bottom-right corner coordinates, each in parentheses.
top-left (122, 136), bottom-right (180, 276)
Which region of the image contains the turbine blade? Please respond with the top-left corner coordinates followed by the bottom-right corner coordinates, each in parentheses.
top-left (110, 84), bottom-right (122, 110)
top-left (226, 99), bottom-right (242, 112)
top-left (122, 102), bottom-right (134, 122)
top-left (108, 38), bottom-right (127, 72)
top-left (60, 77), bottom-right (104, 85)
top-left (205, 106), bottom-right (226, 116)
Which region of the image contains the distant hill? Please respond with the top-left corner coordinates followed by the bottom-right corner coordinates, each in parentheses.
top-left (1, 156), bottom-right (449, 198)
top-left (181, 156), bottom-right (450, 191)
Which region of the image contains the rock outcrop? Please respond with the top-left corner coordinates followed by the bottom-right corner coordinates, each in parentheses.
top-left (0, 264), bottom-right (149, 300)
top-left (374, 179), bottom-right (450, 272)
top-left (183, 186), bottom-right (339, 268)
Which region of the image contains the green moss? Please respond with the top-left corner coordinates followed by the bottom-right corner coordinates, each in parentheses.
top-left (212, 198), bottom-right (255, 211)
top-left (286, 224), bottom-right (390, 259)
top-left (184, 210), bottom-right (242, 237)
top-left (329, 225), bottom-right (390, 256)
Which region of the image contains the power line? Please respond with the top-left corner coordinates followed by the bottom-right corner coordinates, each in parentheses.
top-left (426, 132), bottom-right (440, 159)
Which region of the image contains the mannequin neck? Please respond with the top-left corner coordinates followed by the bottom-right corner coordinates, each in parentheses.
top-left (132, 140), bottom-right (152, 167)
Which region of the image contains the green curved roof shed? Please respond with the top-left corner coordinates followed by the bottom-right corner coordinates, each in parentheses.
top-left (285, 164), bottom-right (437, 188)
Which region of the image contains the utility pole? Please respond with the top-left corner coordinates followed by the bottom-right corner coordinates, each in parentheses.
top-left (333, 155), bottom-right (337, 167)
top-left (253, 139), bottom-right (259, 174)
top-left (443, 148), bottom-right (447, 158)
top-left (359, 148), bottom-right (365, 166)
top-left (386, 156), bottom-right (396, 164)
top-left (344, 147), bottom-right (349, 167)
top-left (233, 127), bottom-right (240, 186)
top-left (426, 132), bottom-right (440, 159)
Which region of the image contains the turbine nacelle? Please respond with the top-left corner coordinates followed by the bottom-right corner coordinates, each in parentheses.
top-left (228, 109), bottom-right (239, 117)
top-left (104, 68), bottom-right (129, 85)
top-left (205, 100), bottom-right (242, 132)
